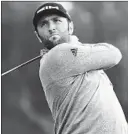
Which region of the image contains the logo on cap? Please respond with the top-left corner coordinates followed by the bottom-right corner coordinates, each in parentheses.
top-left (37, 6), bottom-right (59, 14)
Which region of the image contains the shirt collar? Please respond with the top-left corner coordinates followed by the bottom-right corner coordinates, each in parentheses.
top-left (69, 35), bottom-right (79, 44)
top-left (40, 35), bottom-right (80, 56)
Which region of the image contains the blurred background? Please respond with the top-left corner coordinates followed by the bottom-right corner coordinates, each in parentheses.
top-left (1, 1), bottom-right (128, 134)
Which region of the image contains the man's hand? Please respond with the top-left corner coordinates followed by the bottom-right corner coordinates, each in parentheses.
top-left (40, 48), bottom-right (49, 57)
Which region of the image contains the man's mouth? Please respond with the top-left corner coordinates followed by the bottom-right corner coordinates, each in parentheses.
top-left (49, 34), bottom-right (60, 41)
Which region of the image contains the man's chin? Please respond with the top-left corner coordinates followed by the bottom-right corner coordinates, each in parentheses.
top-left (44, 40), bottom-right (59, 50)
top-left (44, 36), bottom-right (69, 49)
top-left (49, 35), bottom-right (60, 43)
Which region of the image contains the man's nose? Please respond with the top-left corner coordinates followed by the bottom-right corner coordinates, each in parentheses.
top-left (48, 22), bottom-right (56, 33)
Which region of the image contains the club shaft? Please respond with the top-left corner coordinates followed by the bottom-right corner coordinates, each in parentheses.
top-left (2, 55), bottom-right (41, 76)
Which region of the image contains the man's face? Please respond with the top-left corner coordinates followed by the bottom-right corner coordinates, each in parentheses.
top-left (36, 14), bottom-right (71, 49)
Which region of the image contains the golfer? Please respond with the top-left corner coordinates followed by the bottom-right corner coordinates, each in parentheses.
top-left (33, 2), bottom-right (128, 134)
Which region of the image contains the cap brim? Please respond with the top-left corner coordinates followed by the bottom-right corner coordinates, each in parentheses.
top-left (33, 9), bottom-right (71, 27)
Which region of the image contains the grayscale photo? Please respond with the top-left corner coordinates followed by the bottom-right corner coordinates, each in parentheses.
top-left (1, 1), bottom-right (128, 134)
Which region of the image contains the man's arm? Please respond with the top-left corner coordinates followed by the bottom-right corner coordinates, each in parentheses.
top-left (46, 43), bottom-right (122, 80)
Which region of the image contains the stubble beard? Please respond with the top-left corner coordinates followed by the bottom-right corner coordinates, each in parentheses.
top-left (42, 35), bottom-right (70, 50)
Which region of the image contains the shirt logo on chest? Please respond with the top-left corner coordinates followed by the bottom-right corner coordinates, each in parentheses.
top-left (70, 48), bottom-right (78, 57)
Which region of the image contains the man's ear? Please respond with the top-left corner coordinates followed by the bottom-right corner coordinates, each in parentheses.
top-left (34, 31), bottom-right (42, 43)
top-left (68, 21), bottom-right (74, 35)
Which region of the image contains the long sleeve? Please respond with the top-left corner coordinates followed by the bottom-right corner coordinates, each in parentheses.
top-left (39, 40), bottom-right (128, 134)
top-left (42, 42), bottom-right (122, 81)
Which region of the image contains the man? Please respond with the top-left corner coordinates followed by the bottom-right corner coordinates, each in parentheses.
top-left (33, 2), bottom-right (128, 134)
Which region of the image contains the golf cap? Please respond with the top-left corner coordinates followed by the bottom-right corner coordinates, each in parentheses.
top-left (33, 2), bottom-right (72, 30)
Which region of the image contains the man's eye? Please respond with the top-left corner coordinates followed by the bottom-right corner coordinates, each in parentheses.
top-left (40, 22), bottom-right (47, 27)
top-left (54, 19), bottom-right (61, 22)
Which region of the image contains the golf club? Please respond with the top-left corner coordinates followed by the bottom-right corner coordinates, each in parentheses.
top-left (1, 55), bottom-right (42, 77)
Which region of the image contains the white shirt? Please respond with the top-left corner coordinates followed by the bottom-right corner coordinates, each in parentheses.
top-left (39, 36), bottom-right (128, 134)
